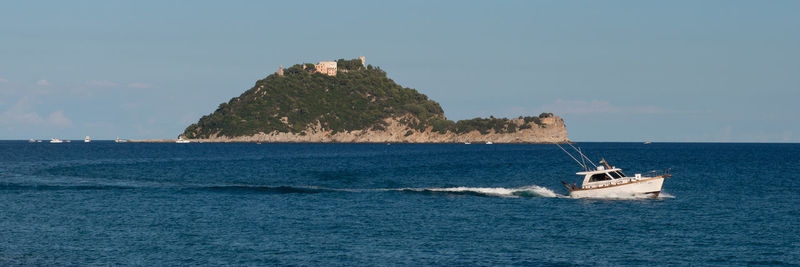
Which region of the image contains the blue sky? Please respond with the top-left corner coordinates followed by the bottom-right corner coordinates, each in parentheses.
top-left (1, 1), bottom-right (798, 142)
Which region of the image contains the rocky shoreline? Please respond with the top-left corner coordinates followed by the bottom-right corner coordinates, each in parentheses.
top-left (183, 116), bottom-right (569, 144)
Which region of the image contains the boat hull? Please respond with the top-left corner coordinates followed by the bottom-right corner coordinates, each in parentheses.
top-left (569, 177), bottom-right (664, 198)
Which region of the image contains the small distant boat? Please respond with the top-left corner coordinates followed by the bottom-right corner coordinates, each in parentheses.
top-left (557, 144), bottom-right (670, 198)
top-left (176, 137), bottom-right (190, 143)
top-left (84, 136), bottom-right (91, 143)
top-left (115, 137), bottom-right (128, 143)
top-left (643, 141), bottom-right (652, 145)
top-left (37, 140), bottom-right (42, 143)
top-left (28, 139), bottom-right (36, 143)
top-left (50, 138), bottom-right (64, 143)
top-left (486, 141), bottom-right (493, 144)
top-left (464, 142), bottom-right (471, 144)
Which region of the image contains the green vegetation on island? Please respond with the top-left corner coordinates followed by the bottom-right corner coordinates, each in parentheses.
top-left (183, 58), bottom-right (553, 139)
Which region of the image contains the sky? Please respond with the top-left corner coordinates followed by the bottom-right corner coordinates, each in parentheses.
top-left (1, 1), bottom-right (798, 142)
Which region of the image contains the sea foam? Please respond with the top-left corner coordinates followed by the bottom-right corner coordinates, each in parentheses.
top-left (396, 185), bottom-right (563, 198)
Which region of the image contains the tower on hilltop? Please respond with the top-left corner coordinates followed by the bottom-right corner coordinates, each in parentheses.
top-left (358, 56), bottom-right (365, 67)
top-left (276, 65), bottom-right (284, 76)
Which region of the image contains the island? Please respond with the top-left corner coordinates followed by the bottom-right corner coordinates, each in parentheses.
top-left (181, 57), bottom-right (569, 143)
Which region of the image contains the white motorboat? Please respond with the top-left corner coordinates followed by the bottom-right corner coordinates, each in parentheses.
top-left (563, 165), bottom-right (670, 198)
top-left (486, 141), bottom-right (493, 144)
top-left (84, 136), bottom-right (91, 143)
top-left (28, 139), bottom-right (36, 143)
top-left (557, 144), bottom-right (670, 198)
top-left (50, 138), bottom-right (64, 143)
top-left (176, 137), bottom-right (190, 143)
top-left (115, 137), bottom-right (128, 143)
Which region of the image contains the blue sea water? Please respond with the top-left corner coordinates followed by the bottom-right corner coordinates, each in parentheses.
top-left (0, 141), bottom-right (798, 266)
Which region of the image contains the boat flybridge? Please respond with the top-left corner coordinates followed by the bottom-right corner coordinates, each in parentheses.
top-left (556, 144), bottom-right (670, 198)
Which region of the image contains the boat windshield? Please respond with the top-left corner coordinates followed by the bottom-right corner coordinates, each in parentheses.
top-left (589, 173), bottom-right (611, 182)
top-left (608, 171), bottom-right (623, 179)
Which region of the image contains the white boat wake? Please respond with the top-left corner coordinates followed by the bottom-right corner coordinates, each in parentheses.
top-left (393, 185), bottom-right (563, 198)
top-left (3, 176), bottom-right (672, 200)
top-left (190, 183), bottom-right (674, 200)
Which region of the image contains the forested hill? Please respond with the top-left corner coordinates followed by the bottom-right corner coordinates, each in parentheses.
top-left (182, 58), bottom-right (567, 143)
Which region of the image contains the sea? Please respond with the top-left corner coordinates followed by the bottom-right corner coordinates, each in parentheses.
top-left (0, 141), bottom-right (798, 266)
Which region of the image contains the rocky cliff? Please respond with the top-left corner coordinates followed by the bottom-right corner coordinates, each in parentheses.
top-left (183, 58), bottom-right (568, 143)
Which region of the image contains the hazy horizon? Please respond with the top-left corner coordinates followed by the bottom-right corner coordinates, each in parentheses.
top-left (1, 1), bottom-right (798, 142)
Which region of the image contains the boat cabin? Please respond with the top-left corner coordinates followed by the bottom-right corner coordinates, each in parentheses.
top-left (574, 166), bottom-right (643, 189)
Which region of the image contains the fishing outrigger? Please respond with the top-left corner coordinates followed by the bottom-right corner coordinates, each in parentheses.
top-left (556, 144), bottom-right (671, 198)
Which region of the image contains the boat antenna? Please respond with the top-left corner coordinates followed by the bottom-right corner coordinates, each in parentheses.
top-left (568, 143), bottom-right (598, 169)
top-left (579, 147), bottom-right (588, 171)
top-left (555, 143), bottom-right (586, 169)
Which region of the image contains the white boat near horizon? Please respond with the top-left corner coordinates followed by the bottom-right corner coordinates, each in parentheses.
top-left (176, 137), bottom-right (190, 143)
top-left (115, 137), bottom-right (128, 143)
top-left (486, 141), bottom-right (493, 144)
top-left (557, 144), bottom-right (670, 198)
top-left (50, 138), bottom-right (64, 143)
top-left (84, 136), bottom-right (91, 143)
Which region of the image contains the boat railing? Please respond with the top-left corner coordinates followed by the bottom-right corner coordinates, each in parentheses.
top-left (644, 168), bottom-right (671, 178)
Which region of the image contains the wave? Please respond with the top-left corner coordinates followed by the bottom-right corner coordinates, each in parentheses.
top-left (658, 192), bottom-right (675, 199)
top-left (0, 182), bottom-right (353, 195)
top-left (395, 185), bottom-right (562, 198)
top-left (0, 181), bottom-right (670, 200)
top-left (0, 181), bottom-right (561, 198)
top-left (196, 185), bottom-right (339, 194)
top-left (0, 182), bottom-right (136, 191)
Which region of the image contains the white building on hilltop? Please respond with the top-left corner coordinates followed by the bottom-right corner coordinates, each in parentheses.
top-left (276, 57), bottom-right (365, 77)
top-left (315, 61), bottom-right (338, 76)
